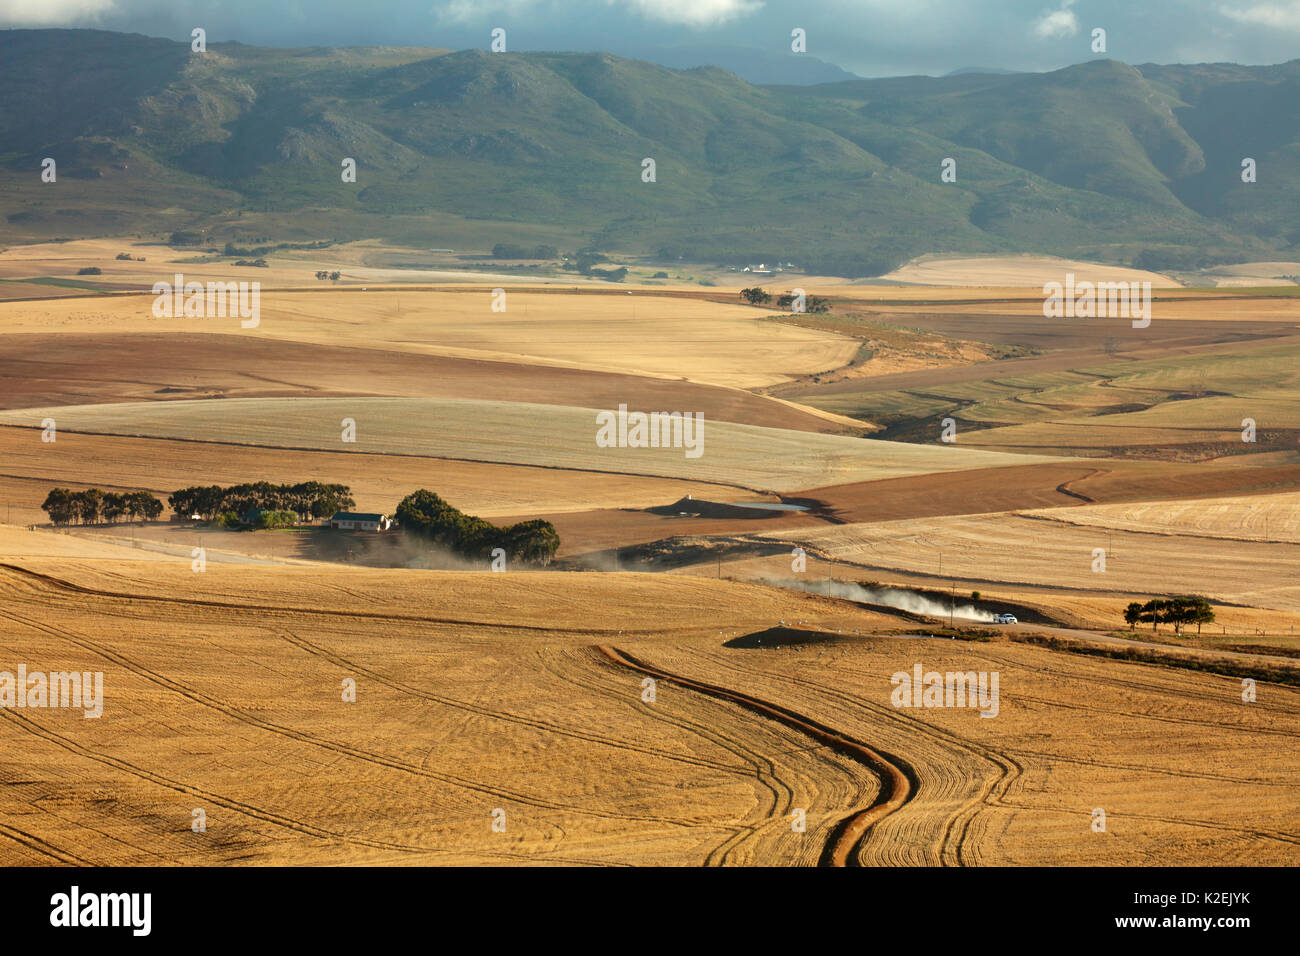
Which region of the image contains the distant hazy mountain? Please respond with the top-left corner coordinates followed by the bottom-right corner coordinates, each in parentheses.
top-left (944, 66), bottom-right (1022, 76)
top-left (631, 45), bottom-right (861, 85)
top-left (1, 29), bottom-right (1296, 277)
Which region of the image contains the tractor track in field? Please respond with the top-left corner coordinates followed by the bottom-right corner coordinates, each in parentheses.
top-left (693, 648), bottom-right (1300, 853)
top-left (539, 646), bottom-right (808, 866)
top-left (0, 821), bottom-right (95, 865)
top-left (595, 644), bottom-right (914, 867)
top-left (0, 606), bottom-right (695, 831)
top-left (686, 647), bottom-right (1019, 866)
top-left (277, 629), bottom-right (760, 787)
top-left (0, 563), bottom-right (614, 636)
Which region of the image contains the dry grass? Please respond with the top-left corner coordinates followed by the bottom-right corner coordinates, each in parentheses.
top-left (0, 286), bottom-right (860, 389)
top-left (764, 511), bottom-right (1300, 613)
top-left (0, 397), bottom-right (1063, 491)
top-left (876, 254), bottom-right (1177, 288)
top-left (0, 542), bottom-right (1295, 866)
top-left (0, 425), bottom-right (743, 525)
top-left (1024, 492), bottom-right (1300, 544)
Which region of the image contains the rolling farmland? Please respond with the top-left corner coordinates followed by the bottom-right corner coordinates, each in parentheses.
top-left (0, 396), bottom-right (1062, 490)
top-left (1, 239), bottom-right (1298, 869)
top-left (1, 546), bottom-right (1296, 866)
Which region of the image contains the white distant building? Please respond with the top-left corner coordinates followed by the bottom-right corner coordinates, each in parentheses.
top-left (326, 511), bottom-right (393, 531)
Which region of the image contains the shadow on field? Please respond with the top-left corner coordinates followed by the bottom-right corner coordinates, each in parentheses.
top-left (724, 626), bottom-right (843, 649)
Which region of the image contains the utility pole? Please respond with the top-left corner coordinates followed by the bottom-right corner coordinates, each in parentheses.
top-left (950, 580), bottom-right (955, 628)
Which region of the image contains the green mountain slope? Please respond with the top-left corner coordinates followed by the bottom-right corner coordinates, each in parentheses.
top-left (1, 29), bottom-right (1296, 276)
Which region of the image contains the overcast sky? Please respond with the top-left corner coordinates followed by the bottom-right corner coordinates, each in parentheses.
top-left (2, 0), bottom-right (1299, 76)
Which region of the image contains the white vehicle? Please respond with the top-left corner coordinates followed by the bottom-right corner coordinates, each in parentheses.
top-left (994, 613), bottom-right (1018, 624)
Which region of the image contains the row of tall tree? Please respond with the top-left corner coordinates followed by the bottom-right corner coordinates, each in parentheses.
top-left (1123, 597), bottom-right (1216, 634)
top-left (42, 488), bottom-right (164, 526)
top-left (168, 482), bottom-right (355, 520)
top-left (396, 490), bottom-right (560, 566)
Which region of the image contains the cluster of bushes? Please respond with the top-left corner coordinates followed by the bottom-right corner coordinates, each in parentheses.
top-left (234, 258), bottom-right (268, 268)
top-left (213, 509), bottom-right (298, 530)
top-left (561, 252), bottom-right (626, 280)
top-left (739, 287), bottom-right (831, 312)
top-left (42, 488), bottom-right (163, 526)
top-left (115, 252), bottom-right (145, 261)
top-left (1123, 596), bottom-right (1216, 635)
top-left (255, 510), bottom-right (300, 529)
top-left (314, 271), bottom-right (341, 280)
top-left (169, 482), bottom-right (355, 521)
top-left (224, 239), bottom-right (335, 257)
top-left (587, 266), bottom-right (628, 282)
top-left (779, 292), bottom-right (830, 313)
top-left (76, 266), bottom-right (102, 275)
top-left (396, 490), bottom-right (560, 566)
top-left (491, 242), bottom-right (559, 260)
top-left (1132, 248), bottom-right (1220, 272)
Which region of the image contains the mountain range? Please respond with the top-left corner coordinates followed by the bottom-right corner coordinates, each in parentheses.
top-left (2, 29), bottom-right (1297, 276)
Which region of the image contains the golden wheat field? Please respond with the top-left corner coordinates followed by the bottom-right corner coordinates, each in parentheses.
top-left (1023, 493), bottom-right (1300, 544)
top-left (1, 532), bottom-right (1296, 866)
top-left (0, 396), bottom-right (1061, 490)
top-left (0, 287), bottom-right (859, 389)
top-left (765, 511), bottom-right (1300, 614)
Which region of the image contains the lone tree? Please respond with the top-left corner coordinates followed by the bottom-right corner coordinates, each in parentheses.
top-left (740, 287), bottom-right (771, 305)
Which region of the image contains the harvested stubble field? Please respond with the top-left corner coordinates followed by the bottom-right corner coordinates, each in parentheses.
top-left (711, 552), bottom-right (1300, 638)
top-left (875, 254), bottom-right (1176, 288)
top-left (765, 511), bottom-right (1300, 614)
top-left (0, 332), bottom-right (846, 433)
top-left (0, 396), bottom-right (1061, 491)
top-left (0, 538), bottom-right (1295, 866)
top-left (0, 287), bottom-right (860, 390)
top-left (1024, 492), bottom-right (1300, 545)
top-left (0, 425), bottom-right (740, 526)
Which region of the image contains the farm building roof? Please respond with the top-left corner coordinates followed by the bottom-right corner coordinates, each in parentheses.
top-left (328, 512), bottom-right (388, 522)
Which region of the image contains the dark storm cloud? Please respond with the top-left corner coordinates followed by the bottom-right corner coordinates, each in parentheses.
top-left (3, 1), bottom-right (1298, 76)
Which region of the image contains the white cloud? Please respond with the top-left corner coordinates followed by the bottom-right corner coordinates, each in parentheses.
top-left (1033, 0), bottom-right (1079, 39)
top-left (0, 0), bottom-right (115, 25)
top-left (1220, 2), bottom-right (1300, 31)
top-left (436, 0), bottom-right (761, 29)
top-left (619, 0), bottom-right (763, 28)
